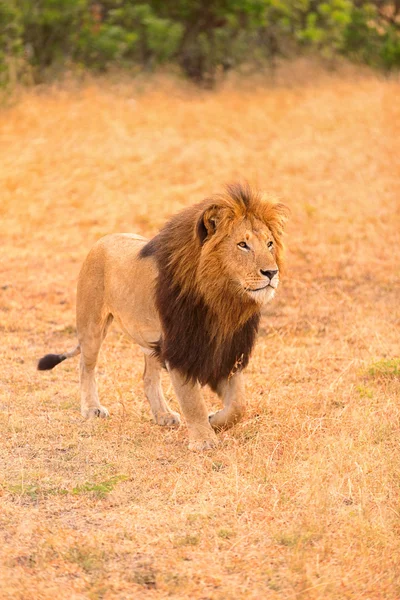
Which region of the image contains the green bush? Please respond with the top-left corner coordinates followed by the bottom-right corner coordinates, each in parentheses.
top-left (76, 4), bottom-right (183, 70)
top-left (18, 0), bottom-right (86, 77)
top-left (342, 4), bottom-right (400, 70)
top-left (0, 0), bottom-right (399, 87)
top-left (0, 1), bottom-right (23, 85)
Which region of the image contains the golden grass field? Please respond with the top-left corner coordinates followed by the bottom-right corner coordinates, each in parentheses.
top-left (1, 63), bottom-right (400, 599)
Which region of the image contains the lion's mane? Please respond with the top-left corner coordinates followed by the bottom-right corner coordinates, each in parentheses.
top-left (140, 183), bottom-right (288, 391)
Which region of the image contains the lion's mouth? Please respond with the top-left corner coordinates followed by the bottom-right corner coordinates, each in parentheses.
top-left (245, 281), bottom-right (278, 292)
top-left (248, 285), bottom-right (270, 292)
top-left (246, 283), bottom-right (278, 293)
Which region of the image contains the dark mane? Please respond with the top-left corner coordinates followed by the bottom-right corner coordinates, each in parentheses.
top-left (140, 183), bottom-right (287, 390)
top-left (138, 235), bottom-right (160, 259)
top-left (153, 277), bottom-right (260, 392)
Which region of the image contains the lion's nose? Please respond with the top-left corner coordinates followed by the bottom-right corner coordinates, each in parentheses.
top-left (260, 268), bottom-right (278, 280)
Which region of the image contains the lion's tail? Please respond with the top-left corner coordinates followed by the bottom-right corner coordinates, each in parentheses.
top-left (37, 345), bottom-right (81, 371)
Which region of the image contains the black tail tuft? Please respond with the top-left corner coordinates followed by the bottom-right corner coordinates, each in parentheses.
top-left (37, 353), bottom-right (66, 371)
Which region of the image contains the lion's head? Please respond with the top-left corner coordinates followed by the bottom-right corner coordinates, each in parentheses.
top-left (140, 182), bottom-right (289, 389)
top-left (195, 183), bottom-right (288, 314)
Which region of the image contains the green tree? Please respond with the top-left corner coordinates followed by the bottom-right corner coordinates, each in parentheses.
top-left (0, 0), bottom-right (399, 87)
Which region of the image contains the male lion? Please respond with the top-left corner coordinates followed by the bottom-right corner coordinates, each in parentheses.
top-left (38, 183), bottom-right (289, 450)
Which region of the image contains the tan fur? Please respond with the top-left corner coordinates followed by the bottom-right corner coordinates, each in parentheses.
top-left (42, 184), bottom-right (289, 450)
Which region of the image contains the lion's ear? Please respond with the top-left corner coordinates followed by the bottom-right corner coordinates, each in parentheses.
top-left (197, 205), bottom-right (221, 244)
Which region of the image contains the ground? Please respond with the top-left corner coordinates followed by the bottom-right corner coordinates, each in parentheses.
top-left (0, 62), bottom-right (399, 599)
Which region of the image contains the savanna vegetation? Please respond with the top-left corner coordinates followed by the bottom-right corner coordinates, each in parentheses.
top-left (1, 0), bottom-right (400, 87)
top-left (0, 62), bottom-right (399, 598)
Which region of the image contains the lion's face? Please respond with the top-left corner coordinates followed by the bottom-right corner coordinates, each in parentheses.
top-left (219, 217), bottom-right (279, 305)
top-left (197, 203), bottom-right (284, 311)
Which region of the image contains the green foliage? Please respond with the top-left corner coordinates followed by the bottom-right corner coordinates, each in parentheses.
top-left (356, 385), bottom-right (373, 399)
top-left (77, 3), bottom-right (183, 69)
top-left (6, 475), bottom-right (128, 500)
top-left (296, 0), bottom-right (353, 52)
top-left (0, 1), bottom-right (22, 56)
top-left (365, 358), bottom-right (400, 379)
top-left (0, 0), bottom-right (23, 85)
top-left (342, 4), bottom-right (400, 70)
top-left (0, 0), bottom-right (399, 86)
top-left (18, 0), bottom-right (87, 77)
top-left (380, 26), bottom-right (400, 70)
top-left (72, 474), bottom-right (128, 498)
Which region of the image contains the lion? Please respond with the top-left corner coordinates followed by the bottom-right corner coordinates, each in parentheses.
top-left (38, 183), bottom-right (289, 450)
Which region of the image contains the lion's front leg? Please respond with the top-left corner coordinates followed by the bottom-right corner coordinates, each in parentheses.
top-left (209, 372), bottom-right (246, 431)
top-left (169, 369), bottom-right (218, 451)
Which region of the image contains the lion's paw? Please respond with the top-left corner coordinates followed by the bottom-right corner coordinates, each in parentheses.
top-left (208, 411), bottom-right (225, 431)
top-left (83, 406), bottom-right (110, 419)
top-left (209, 407), bottom-right (243, 431)
top-left (188, 437), bottom-right (218, 452)
top-left (155, 411), bottom-right (181, 427)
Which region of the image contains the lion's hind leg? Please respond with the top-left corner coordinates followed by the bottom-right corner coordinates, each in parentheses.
top-left (78, 314), bottom-right (113, 419)
top-left (143, 354), bottom-right (181, 427)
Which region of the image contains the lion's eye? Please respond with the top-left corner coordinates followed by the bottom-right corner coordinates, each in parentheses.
top-left (267, 241), bottom-right (274, 249)
top-left (238, 241), bottom-right (249, 250)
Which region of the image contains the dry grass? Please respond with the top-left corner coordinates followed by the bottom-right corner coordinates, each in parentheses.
top-left (1, 63), bottom-right (400, 599)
